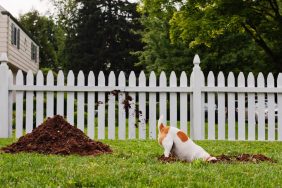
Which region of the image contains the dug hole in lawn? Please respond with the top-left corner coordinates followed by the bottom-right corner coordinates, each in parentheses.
top-left (158, 153), bottom-right (275, 164)
top-left (0, 115), bottom-right (112, 156)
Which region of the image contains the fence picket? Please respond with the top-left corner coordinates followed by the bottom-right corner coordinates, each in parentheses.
top-left (278, 74), bottom-right (282, 141)
top-left (98, 71), bottom-right (105, 139)
top-left (57, 71), bottom-right (64, 116)
top-left (217, 72), bottom-right (225, 140)
top-left (149, 72), bottom-right (157, 139)
top-left (138, 71), bottom-right (146, 139)
top-left (227, 72), bottom-right (235, 140)
top-left (87, 71), bottom-right (95, 139)
top-left (77, 71), bottom-right (85, 132)
top-left (118, 72), bottom-right (126, 139)
top-left (207, 71), bottom-right (215, 140)
top-left (16, 70), bottom-right (24, 138)
top-left (237, 72), bottom-right (245, 140)
top-left (257, 73), bottom-right (265, 140)
top-left (180, 72), bottom-right (188, 133)
top-left (67, 71), bottom-right (75, 125)
top-left (46, 71), bottom-right (54, 118)
top-left (26, 71), bottom-right (34, 133)
top-left (170, 72), bottom-right (177, 127)
top-left (8, 71), bottom-right (13, 137)
top-left (159, 72), bottom-right (167, 125)
top-left (247, 73), bottom-right (255, 140)
top-left (108, 71), bottom-right (115, 139)
top-left (36, 71), bottom-right (44, 127)
top-left (267, 73), bottom-right (275, 140)
top-left (128, 71), bottom-right (136, 139)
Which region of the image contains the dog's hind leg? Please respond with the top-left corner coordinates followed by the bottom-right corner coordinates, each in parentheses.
top-left (162, 137), bottom-right (173, 157)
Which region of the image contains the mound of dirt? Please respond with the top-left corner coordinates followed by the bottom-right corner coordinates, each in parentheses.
top-left (1, 115), bottom-right (112, 156)
top-left (158, 154), bottom-right (275, 163)
top-left (158, 154), bottom-right (179, 163)
top-left (211, 154), bottom-right (275, 163)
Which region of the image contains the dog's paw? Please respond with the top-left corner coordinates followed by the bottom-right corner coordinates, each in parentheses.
top-left (207, 156), bottom-right (217, 162)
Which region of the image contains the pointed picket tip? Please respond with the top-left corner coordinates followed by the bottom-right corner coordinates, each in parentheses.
top-left (159, 71), bottom-right (167, 86)
top-left (139, 71), bottom-right (146, 86)
top-left (193, 54), bottom-right (200, 65)
top-left (88, 71), bottom-right (95, 86)
top-left (217, 71), bottom-right (225, 86)
top-left (169, 71), bottom-right (177, 84)
top-left (57, 70), bottom-right (64, 84)
top-left (98, 71), bottom-right (105, 86)
top-left (247, 72), bottom-right (255, 86)
top-left (257, 72), bottom-right (265, 87)
top-left (109, 71), bottom-right (115, 79)
top-left (67, 71), bottom-right (75, 85)
top-left (160, 71), bottom-right (166, 79)
top-left (37, 70), bottom-right (43, 78)
top-left (58, 70), bottom-right (64, 78)
top-left (170, 71), bottom-right (176, 79)
top-left (277, 73), bottom-right (282, 87)
top-left (16, 70), bottom-right (23, 85)
top-left (207, 71), bottom-right (215, 86)
top-left (149, 71), bottom-right (156, 86)
top-left (36, 70), bottom-right (44, 85)
top-left (129, 71), bottom-right (136, 80)
top-left (180, 71), bottom-right (187, 86)
top-left (227, 72), bottom-right (235, 86)
top-left (149, 71), bottom-right (156, 80)
top-left (129, 71), bottom-right (136, 87)
top-left (267, 73), bottom-right (274, 87)
top-left (78, 71), bottom-right (85, 85)
top-left (238, 72), bottom-right (245, 87)
top-left (47, 70), bottom-right (54, 85)
top-left (108, 71), bottom-right (115, 86)
top-left (27, 70), bottom-right (34, 85)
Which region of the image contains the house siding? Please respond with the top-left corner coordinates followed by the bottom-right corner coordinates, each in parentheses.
top-left (7, 18), bottom-right (39, 73)
top-left (0, 12), bottom-right (8, 55)
top-left (0, 6), bottom-right (39, 74)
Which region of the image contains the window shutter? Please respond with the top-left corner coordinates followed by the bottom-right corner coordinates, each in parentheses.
top-left (35, 46), bottom-right (37, 63)
top-left (13, 26), bottom-right (17, 45)
top-left (17, 29), bottom-right (20, 49)
top-left (11, 24), bottom-right (14, 44)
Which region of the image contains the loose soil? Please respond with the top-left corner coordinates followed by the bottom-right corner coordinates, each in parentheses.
top-left (1, 115), bottom-right (112, 156)
top-left (158, 154), bottom-right (275, 163)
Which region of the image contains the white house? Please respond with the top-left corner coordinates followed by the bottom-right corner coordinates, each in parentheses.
top-left (0, 5), bottom-right (39, 75)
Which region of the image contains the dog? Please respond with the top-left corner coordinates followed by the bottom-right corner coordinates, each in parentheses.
top-left (158, 115), bottom-right (216, 162)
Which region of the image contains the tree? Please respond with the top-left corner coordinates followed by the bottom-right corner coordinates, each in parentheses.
top-left (50, 0), bottom-right (144, 75)
top-left (169, 0), bottom-right (282, 74)
top-left (19, 11), bottom-right (66, 69)
top-left (136, 0), bottom-right (195, 75)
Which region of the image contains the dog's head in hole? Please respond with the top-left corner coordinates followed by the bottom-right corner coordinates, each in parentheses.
top-left (157, 115), bottom-right (216, 162)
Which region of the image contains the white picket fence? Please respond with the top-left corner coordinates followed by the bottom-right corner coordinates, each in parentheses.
top-left (0, 54), bottom-right (282, 141)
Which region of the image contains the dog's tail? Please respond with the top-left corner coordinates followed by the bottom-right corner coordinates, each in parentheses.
top-left (158, 115), bottom-right (165, 132)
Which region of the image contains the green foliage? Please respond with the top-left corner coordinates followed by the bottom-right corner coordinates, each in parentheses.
top-left (1, 140), bottom-right (282, 187)
top-left (19, 11), bottom-right (66, 70)
top-left (138, 0), bottom-right (282, 75)
top-left (50, 0), bottom-right (144, 75)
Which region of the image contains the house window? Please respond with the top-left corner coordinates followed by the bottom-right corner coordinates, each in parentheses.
top-left (31, 42), bottom-right (37, 62)
top-left (11, 23), bottom-right (20, 49)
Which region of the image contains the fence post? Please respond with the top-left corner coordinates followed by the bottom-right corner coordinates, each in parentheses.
top-left (191, 54), bottom-right (204, 140)
top-left (0, 53), bottom-right (9, 138)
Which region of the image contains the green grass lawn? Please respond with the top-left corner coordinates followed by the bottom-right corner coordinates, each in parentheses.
top-left (0, 139), bottom-right (282, 187)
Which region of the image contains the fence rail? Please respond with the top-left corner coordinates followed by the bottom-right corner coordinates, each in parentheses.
top-left (0, 54), bottom-right (282, 141)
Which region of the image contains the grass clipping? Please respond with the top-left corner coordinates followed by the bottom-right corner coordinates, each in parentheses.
top-left (1, 115), bottom-right (112, 156)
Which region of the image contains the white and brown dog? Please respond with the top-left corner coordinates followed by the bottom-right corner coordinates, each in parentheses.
top-left (158, 115), bottom-right (216, 162)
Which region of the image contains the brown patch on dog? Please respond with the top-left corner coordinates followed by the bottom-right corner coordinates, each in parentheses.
top-left (177, 131), bottom-right (189, 142)
top-left (158, 126), bottom-right (170, 145)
